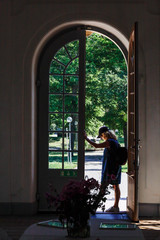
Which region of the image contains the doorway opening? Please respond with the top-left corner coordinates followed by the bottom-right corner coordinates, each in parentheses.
top-left (84, 30), bottom-right (128, 212)
top-left (37, 23), bottom-right (140, 221)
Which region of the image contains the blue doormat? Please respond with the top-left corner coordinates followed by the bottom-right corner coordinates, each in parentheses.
top-left (91, 212), bottom-right (130, 220)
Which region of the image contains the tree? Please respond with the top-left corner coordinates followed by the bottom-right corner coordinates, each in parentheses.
top-left (85, 33), bottom-right (127, 145)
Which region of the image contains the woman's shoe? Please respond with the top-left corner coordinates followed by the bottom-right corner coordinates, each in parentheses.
top-left (106, 206), bottom-right (119, 213)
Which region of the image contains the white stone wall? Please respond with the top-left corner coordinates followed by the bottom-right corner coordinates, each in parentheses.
top-left (0, 0), bottom-right (160, 215)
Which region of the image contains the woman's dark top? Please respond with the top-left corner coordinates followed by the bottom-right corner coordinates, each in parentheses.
top-left (101, 138), bottom-right (121, 185)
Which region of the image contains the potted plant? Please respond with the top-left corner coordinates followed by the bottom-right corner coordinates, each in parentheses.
top-left (46, 177), bottom-right (109, 238)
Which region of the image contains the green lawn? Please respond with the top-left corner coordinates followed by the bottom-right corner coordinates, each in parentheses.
top-left (49, 161), bottom-right (77, 169)
top-left (121, 163), bottom-right (128, 173)
top-left (49, 153), bottom-right (128, 172)
top-left (49, 152), bottom-right (78, 169)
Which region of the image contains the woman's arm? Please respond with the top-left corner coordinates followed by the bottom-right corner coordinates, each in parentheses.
top-left (84, 132), bottom-right (110, 148)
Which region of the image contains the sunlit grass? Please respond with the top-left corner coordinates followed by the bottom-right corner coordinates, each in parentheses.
top-left (121, 163), bottom-right (128, 173)
top-left (48, 152), bottom-right (78, 169)
top-left (49, 162), bottom-right (77, 169)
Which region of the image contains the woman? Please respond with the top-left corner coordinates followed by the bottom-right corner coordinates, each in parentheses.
top-left (84, 126), bottom-right (121, 213)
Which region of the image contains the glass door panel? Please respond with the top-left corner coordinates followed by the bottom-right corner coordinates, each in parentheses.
top-left (48, 134), bottom-right (63, 150)
top-left (64, 113), bottom-right (79, 131)
top-left (64, 95), bottom-right (78, 112)
top-left (38, 29), bottom-right (86, 210)
top-left (49, 151), bottom-right (63, 169)
top-left (64, 152), bottom-right (78, 169)
top-left (49, 75), bottom-right (63, 93)
top-left (49, 95), bottom-right (63, 112)
top-left (49, 113), bottom-right (63, 131)
top-left (64, 76), bottom-right (79, 93)
top-left (65, 40), bottom-right (79, 59)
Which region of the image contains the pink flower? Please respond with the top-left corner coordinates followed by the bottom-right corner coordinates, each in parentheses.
top-left (45, 177), bottom-right (109, 221)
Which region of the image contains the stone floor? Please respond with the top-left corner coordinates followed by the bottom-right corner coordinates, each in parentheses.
top-left (0, 214), bottom-right (160, 240)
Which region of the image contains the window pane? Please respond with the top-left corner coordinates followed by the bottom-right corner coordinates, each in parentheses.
top-left (64, 132), bottom-right (78, 151)
top-left (65, 58), bottom-right (79, 75)
top-left (64, 152), bottom-right (78, 169)
top-left (64, 76), bottom-right (79, 93)
top-left (49, 113), bottom-right (63, 131)
top-left (64, 95), bottom-right (78, 112)
top-left (54, 46), bottom-right (70, 65)
top-left (49, 60), bottom-right (65, 74)
top-left (49, 133), bottom-right (63, 150)
top-left (64, 113), bottom-right (78, 131)
top-left (49, 94), bottom-right (63, 112)
top-left (48, 151), bottom-right (62, 169)
top-left (49, 75), bottom-right (63, 93)
top-left (65, 40), bottom-right (79, 59)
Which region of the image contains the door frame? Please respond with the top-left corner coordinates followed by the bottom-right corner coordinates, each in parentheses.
top-left (36, 24), bottom-right (138, 218)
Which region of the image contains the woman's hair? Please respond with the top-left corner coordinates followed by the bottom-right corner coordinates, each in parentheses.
top-left (103, 130), bottom-right (117, 140)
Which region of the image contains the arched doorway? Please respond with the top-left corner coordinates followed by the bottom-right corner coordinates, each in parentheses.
top-left (36, 23), bottom-right (139, 221)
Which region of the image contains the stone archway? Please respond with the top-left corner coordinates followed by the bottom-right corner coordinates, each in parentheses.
top-left (23, 20), bottom-right (129, 212)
